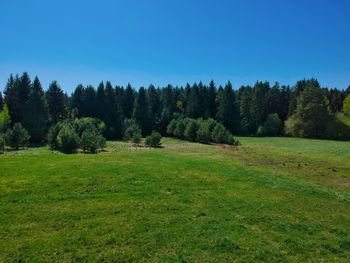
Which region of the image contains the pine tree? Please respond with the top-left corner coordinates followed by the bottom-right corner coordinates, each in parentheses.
top-left (216, 81), bottom-right (240, 134)
top-left (285, 85), bottom-right (331, 138)
top-left (133, 87), bottom-right (151, 136)
top-left (147, 84), bottom-right (161, 131)
top-left (4, 73), bottom-right (30, 124)
top-left (0, 92), bottom-right (3, 110)
top-left (22, 76), bottom-right (49, 143)
top-left (104, 81), bottom-right (123, 139)
top-left (122, 83), bottom-right (135, 118)
top-left (71, 84), bottom-right (84, 117)
top-left (96, 82), bottom-right (106, 120)
top-left (207, 80), bottom-right (217, 118)
top-left (250, 81), bottom-right (269, 132)
top-left (46, 81), bottom-right (68, 124)
top-left (186, 83), bottom-right (201, 118)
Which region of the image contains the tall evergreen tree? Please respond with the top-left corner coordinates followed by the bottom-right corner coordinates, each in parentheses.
top-left (238, 86), bottom-right (254, 134)
top-left (71, 84), bottom-right (84, 117)
top-left (96, 82), bottom-right (106, 120)
top-left (133, 87), bottom-right (151, 136)
top-left (0, 92), bottom-right (3, 110)
top-left (266, 82), bottom-right (282, 116)
top-left (82, 85), bottom-right (97, 117)
top-left (122, 83), bottom-right (135, 118)
top-left (46, 81), bottom-right (68, 124)
top-left (250, 81), bottom-right (269, 132)
top-left (207, 80), bottom-right (217, 118)
top-left (22, 76), bottom-right (49, 142)
top-left (186, 83), bottom-right (201, 118)
top-left (147, 85), bottom-right (161, 131)
top-left (285, 85), bottom-right (331, 138)
top-left (4, 73), bottom-right (32, 124)
top-left (216, 81), bottom-right (240, 134)
top-left (104, 81), bottom-right (123, 139)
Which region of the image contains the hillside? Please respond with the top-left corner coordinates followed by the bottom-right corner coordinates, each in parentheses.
top-left (1, 137), bottom-right (350, 262)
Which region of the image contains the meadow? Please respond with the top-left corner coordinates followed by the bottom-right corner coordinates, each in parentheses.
top-left (0, 137), bottom-right (350, 262)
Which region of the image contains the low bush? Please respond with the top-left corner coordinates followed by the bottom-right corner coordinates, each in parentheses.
top-left (5, 123), bottom-right (30, 150)
top-left (123, 119), bottom-right (142, 141)
top-left (80, 128), bottom-right (106, 153)
top-left (261, 113), bottom-right (282, 136)
top-left (196, 122), bottom-right (211, 143)
top-left (56, 123), bottom-right (80, 153)
top-left (184, 119), bottom-right (199, 141)
top-left (145, 131), bottom-right (162, 147)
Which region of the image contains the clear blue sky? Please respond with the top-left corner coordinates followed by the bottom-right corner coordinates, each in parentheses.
top-left (1, 0), bottom-right (349, 92)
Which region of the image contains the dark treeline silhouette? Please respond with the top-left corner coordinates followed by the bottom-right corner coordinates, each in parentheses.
top-left (1, 72), bottom-right (350, 143)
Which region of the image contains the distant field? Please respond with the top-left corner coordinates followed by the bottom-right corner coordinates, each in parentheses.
top-left (1, 137), bottom-right (350, 262)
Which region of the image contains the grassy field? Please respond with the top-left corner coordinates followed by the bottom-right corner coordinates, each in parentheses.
top-left (0, 137), bottom-right (350, 262)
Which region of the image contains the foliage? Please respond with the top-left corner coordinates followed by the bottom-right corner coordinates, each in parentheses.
top-left (260, 113), bottom-right (283, 136)
top-left (0, 133), bottom-right (4, 153)
top-left (184, 119), bottom-right (199, 141)
top-left (22, 77), bottom-right (49, 143)
top-left (196, 121), bottom-right (211, 143)
top-left (80, 128), bottom-right (106, 153)
top-left (48, 122), bottom-right (61, 150)
top-left (56, 123), bottom-right (80, 153)
top-left (145, 131), bottom-right (162, 147)
top-left (0, 104), bottom-right (11, 132)
top-left (285, 85), bottom-right (332, 138)
top-left (5, 123), bottom-right (30, 150)
top-left (343, 94), bottom-right (350, 116)
top-left (123, 119), bottom-right (142, 142)
top-left (46, 81), bottom-right (68, 124)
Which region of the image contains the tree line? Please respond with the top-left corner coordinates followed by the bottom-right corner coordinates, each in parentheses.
top-left (1, 72), bottom-right (350, 146)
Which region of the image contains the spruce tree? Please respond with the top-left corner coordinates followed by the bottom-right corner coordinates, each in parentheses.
top-left (46, 81), bottom-right (68, 124)
top-left (207, 80), bottom-right (217, 118)
top-left (0, 92), bottom-right (3, 110)
top-left (123, 83), bottom-right (135, 118)
top-left (71, 84), bottom-right (84, 117)
top-left (133, 87), bottom-right (151, 136)
top-left (216, 81), bottom-right (240, 134)
top-left (22, 76), bottom-right (49, 143)
top-left (104, 81), bottom-right (123, 139)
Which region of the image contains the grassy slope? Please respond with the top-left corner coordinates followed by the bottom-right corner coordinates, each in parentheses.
top-left (0, 138), bottom-right (350, 262)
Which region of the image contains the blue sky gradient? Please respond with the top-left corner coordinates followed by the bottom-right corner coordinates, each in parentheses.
top-left (1, 0), bottom-right (349, 92)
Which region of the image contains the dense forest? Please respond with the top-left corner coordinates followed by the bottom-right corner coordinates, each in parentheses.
top-left (1, 72), bottom-right (350, 147)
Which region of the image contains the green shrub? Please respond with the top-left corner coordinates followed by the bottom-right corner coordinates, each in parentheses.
top-left (262, 113), bottom-right (282, 136)
top-left (5, 123), bottom-right (30, 150)
top-left (145, 131), bottom-right (162, 147)
top-left (196, 122), bottom-right (211, 143)
top-left (0, 133), bottom-right (4, 153)
top-left (123, 119), bottom-right (142, 141)
top-left (174, 118), bottom-right (187, 139)
top-left (80, 128), bottom-right (105, 153)
top-left (211, 123), bottom-right (228, 143)
top-left (184, 119), bottom-right (199, 141)
top-left (57, 124), bottom-right (80, 153)
top-left (74, 117), bottom-right (106, 137)
top-left (48, 122), bottom-right (61, 150)
top-left (0, 104), bottom-right (11, 132)
top-left (343, 94), bottom-right (350, 117)
top-left (166, 119), bottom-right (177, 135)
top-left (131, 132), bottom-right (142, 144)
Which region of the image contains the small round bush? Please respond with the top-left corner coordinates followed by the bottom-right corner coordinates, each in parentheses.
top-left (145, 131), bottom-right (162, 147)
top-left (262, 113), bottom-right (282, 136)
top-left (211, 123), bottom-right (228, 143)
top-left (174, 119), bottom-right (186, 139)
top-left (57, 124), bottom-right (80, 153)
top-left (196, 122), bottom-right (211, 143)
top-left (123, 119), bottom-right (141, 141)
top-left (5, 123), bottom-right (30, 150)
top-left (184, 119), bottom-right (199, 141)
top-left (132, 132), bottom-right (142, 145)
top-left (80, 129), bottom-right (104, 153)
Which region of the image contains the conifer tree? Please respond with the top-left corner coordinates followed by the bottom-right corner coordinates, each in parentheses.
top-left (133, 87), bottom-right (151, 136)
top-left (46, 81), bottom-right (68, 124)
top-left (22, 76), bottom-right (49, 142)
top-left (122, 83), bottom-right (135, 118)
top-left (216, 81), bottom-right (240, 134)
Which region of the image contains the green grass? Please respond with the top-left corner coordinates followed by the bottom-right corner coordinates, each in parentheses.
top-left (0, 137), bottom-right (350, 262)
